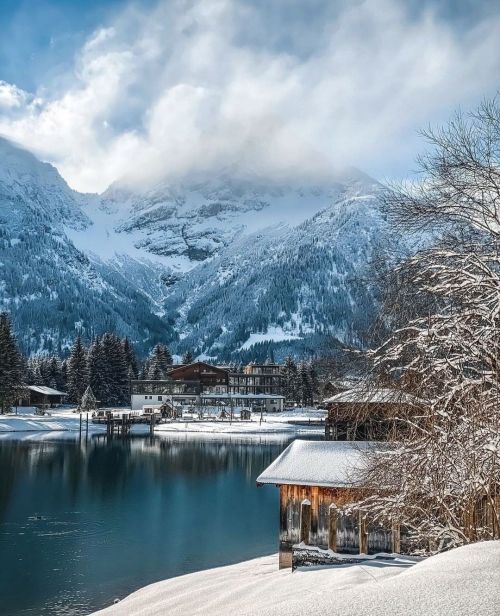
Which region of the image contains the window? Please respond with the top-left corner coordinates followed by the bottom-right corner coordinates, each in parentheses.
top-left (158, 396), bottom-right (163, 401)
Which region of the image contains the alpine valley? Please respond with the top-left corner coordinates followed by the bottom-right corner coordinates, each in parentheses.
top-left (0, 137), bottom-right (403, 359)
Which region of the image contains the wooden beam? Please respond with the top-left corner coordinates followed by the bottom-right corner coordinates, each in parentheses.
top-left (328, 505), bottom-right (337, 551)
top-left (279, 542), bottom-right (293, 569)
top-left (359, 511), bottom-right (368, 554)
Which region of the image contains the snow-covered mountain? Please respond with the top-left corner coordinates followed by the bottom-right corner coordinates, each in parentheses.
top-left (0, 138), bottom-right (172, 354)
top-left (164, 184), bottom-right (394, 360)
top-left (73, 167), bottom-right (377, 270)
top-left (0, 137), bottom-right (401, 358)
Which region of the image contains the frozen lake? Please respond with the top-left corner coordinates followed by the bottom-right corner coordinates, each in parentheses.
top-left (0, 434), bottom-right (293, 616)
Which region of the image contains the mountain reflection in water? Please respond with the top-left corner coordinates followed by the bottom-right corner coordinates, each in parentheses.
top-left (0, 435), bottom-right (293, 616)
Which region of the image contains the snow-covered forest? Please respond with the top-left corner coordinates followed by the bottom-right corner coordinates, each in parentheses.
top-left (0, 314), bottom-right (322, 409)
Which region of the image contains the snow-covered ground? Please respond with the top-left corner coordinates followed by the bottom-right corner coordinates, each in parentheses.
top-left (0, 407), bottom-right (325, 437)
top-left (92, 542), bottom-right (499, 616)
top-left (0, 407), bottom-right (107, 435)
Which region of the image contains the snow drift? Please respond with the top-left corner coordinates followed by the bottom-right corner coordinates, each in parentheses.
top-left (92, 540), bottom-right (499, 616)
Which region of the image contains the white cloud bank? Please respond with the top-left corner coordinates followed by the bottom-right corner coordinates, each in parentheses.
top-left (0, 0), bottom-right (499, 193)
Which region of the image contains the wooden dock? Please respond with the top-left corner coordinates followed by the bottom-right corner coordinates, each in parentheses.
top-left (92, 411), bottom-right (161, 436)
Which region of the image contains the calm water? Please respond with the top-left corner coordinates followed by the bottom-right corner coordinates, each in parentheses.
top-left (0, 434), bottom-right (291, 616)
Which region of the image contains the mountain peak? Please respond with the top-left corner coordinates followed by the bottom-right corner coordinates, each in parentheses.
top-left (0, 136), bottom-right (90, 231)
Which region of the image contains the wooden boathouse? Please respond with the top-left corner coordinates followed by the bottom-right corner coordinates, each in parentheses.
top-left (323, 387), bottom-right (424, 441)
top-left (257, 440), bottom-right (400, 569)
top-left (18, 385), bottom-right (68, 408)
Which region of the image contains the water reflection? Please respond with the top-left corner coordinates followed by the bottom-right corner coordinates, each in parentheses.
top-left (0, 435), bottom-right (291, 616)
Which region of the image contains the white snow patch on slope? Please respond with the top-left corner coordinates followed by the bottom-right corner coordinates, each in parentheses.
top-left (91, 542), bottom-right (500, 616)
top-left (66, 199), bottom-right (194, 272)
top-left (239, 326), bottom-right (302, 350)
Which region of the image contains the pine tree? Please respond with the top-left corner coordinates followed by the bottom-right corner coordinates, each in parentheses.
top-left (80, 385), bottom-right (98, 412)
top-left (297, 361), bottom-right (313, 406)
top-left (122, 337), bottom-right (139, 379)
top-left (181, 350), bottom-right (194, 364)
top-left (112, 335), bottom-right (130, 405)
top-left (48, 356), bottom-right (64, 390)
top-left (147, 343), bottom-right (172, 379)
top-left (24, 356), bottom-right (35, 385)
top-left (60, 359), bottom-right (68, 391)
top-left (101, 333), bottom-right (129, 406)
top-left (32, 359), bottom-right (45, 386)
top-left (280, 356), bottom-right (298, 404)
top-left (164, 344), bottom-right (173, 366)
top-left (308, 362), bottom-right (319, 404)
top-left (148, 359), bottom-right (164, 380)
top-left (88, 337), bottom-right (106, 405)
top-left (140, 357), bottom-right (150, 380)
top-left (67, 336), bottom-right (88, 404)
top-left (0, 312), bottom-right (24, 413)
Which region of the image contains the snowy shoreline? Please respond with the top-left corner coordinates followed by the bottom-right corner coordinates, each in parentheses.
top-left (0, 407), bottom-right (325, 438)
top-left (90, 542), bottom-right (499, 616)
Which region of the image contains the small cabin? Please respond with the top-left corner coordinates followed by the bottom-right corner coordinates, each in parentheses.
top-left (257, 440), bottom-right (400, 569)
top-left (323, 387), bottom-right (424, 440)
top-left (19, 385), bottom-right (68, 408)
top-left (321, 379), bottom-right (359, 399)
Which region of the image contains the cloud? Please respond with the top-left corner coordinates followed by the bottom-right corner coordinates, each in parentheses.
top-left (0, 0), bottom-right (499, 193)
top-left (0, 81), bottom-right (31, 110)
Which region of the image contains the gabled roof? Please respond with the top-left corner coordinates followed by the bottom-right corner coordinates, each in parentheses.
top-left (323, 387), bottom-right (424, 406)
top-left (27, 385), bottom-right (67, 396)
top-left (256, 440), bottom-right (370, 488)
top-left (167, 362), bottom-right (228, 376)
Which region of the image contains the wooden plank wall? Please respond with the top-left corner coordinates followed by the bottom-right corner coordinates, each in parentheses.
top-left (279, 484), bottom-right (393, 555)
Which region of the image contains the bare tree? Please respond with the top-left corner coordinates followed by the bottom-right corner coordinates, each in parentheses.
top-left (358, 97), bottom-right (500, 552)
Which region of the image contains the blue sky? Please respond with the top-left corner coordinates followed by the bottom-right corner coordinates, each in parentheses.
top-left (0, 1), bottom-right (155, 90)
top-left (1, 0), bottom-right (499, 192)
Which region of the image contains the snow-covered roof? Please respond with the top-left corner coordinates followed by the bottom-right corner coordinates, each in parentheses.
top-left (28, 385), bottom-right (67, 396)
top-left (256, 440), bottom-right (369, 488)
top-left (323, 387), bottom-right (423, 406)
top-left (201, 393), bottom-right (285, 400)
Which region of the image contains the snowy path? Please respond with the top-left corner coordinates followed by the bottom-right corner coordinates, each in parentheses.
top-left (91, 542), bottom-right (499, 616)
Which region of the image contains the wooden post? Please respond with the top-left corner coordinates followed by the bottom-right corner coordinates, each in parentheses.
top-left (328, 505), bottom-right (337, 551)
top-left (86, 412), bottom-right (89, 439)
top-left (358, 511), bottom-right (368, 554)
top-left (494, 495), bottom-right (500, 539)
top-left (392, 521), bottom-right (401, 554)
top-left (150, 412), bottom-right (155, 436)
top-left (79, 412), bottom-right (82, 438)
top-left (279, 543), bottom-right (293, 569)
top-left (106, 412), bottom-right (113, 436)
top-left (300, 500), bottom-right (311, 544)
